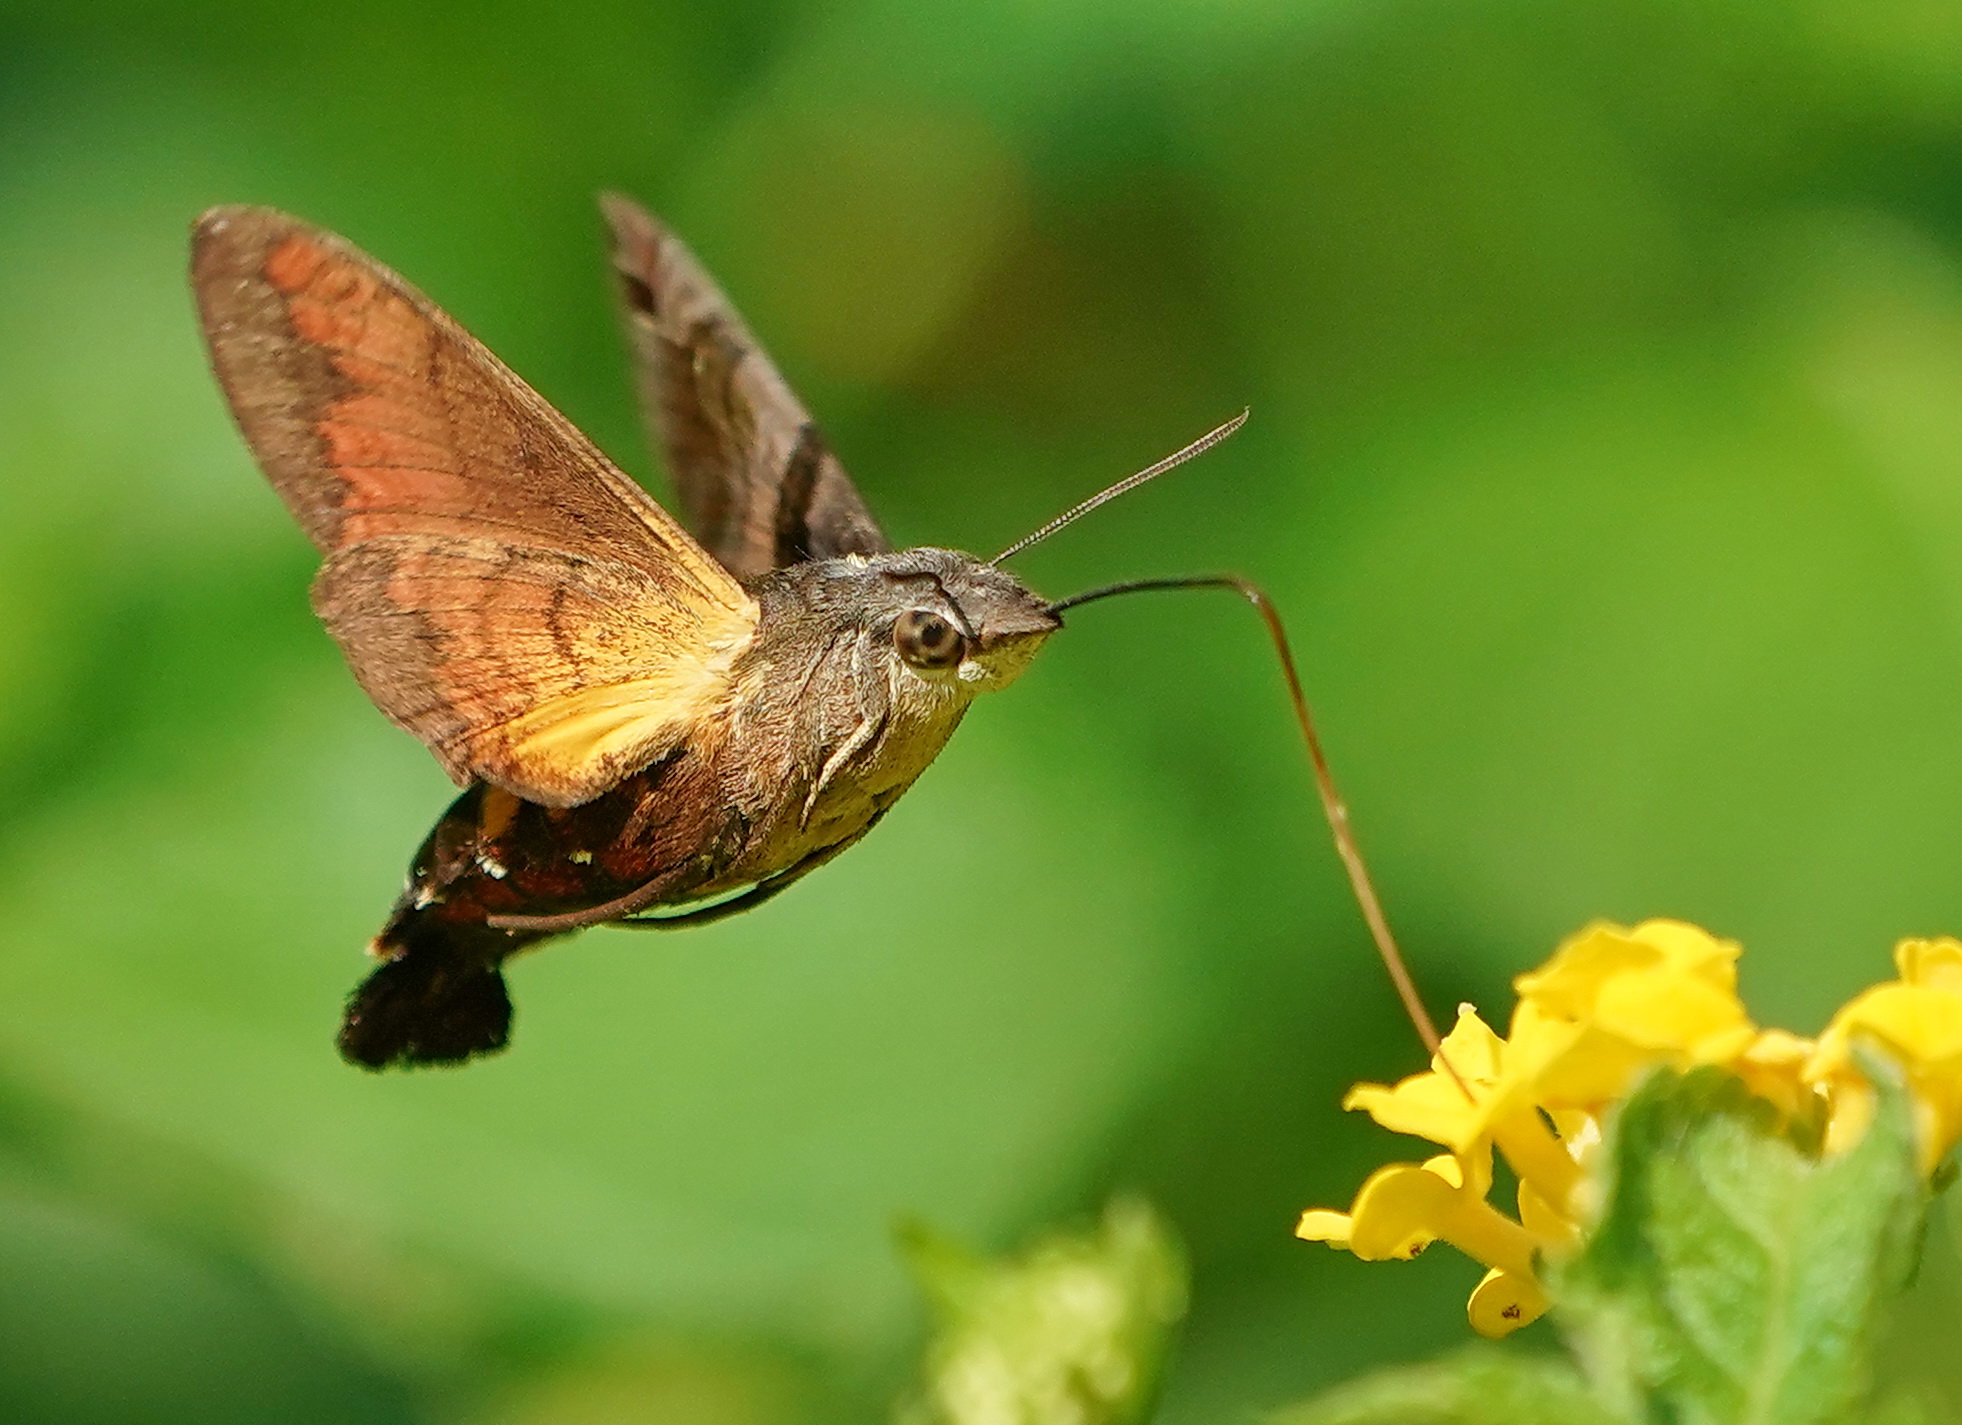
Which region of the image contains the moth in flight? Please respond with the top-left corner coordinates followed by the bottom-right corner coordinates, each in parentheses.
top-left (193, 198), bottom-right (1241, 1070)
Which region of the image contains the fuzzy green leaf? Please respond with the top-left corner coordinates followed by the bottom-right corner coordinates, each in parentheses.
top-left (1556, 1064), bottom-right (1927, 1425)
top-left (1270, 1349), bottom-right (1627, 1425)
top-left (895, 1198), bottom-right (1186, 1425)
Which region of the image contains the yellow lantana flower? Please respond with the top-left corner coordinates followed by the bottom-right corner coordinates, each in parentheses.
top-left (1807, 936), bottom-right (1962, 1174)
top-left (1510, 920), bottom-right (1760, 1111)
top-left (1339, 921), bottom-right (1769, 1226)
top-left (1296, 1150), bottom-right (1532, 1278)
top-left (1298, 920), bottom-right (1961, 1341)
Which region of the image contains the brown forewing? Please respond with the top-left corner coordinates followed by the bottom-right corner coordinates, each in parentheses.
top-left (192, 206), bottom-right (757, 806)
top-left (600, 193), bottom-right (890, 579)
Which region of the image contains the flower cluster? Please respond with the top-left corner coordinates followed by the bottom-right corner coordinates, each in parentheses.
top-left (1296, 920), bottom-right (1962, 1337)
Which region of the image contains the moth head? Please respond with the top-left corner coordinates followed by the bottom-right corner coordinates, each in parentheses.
top-left (869, 548), bottom-right (1060, 693)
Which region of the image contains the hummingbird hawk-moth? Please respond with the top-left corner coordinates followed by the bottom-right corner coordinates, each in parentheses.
top-left (192, 197), bottom-right (1243, 1071)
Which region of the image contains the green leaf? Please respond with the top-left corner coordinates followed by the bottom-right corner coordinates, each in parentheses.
top-left (1555, 1063), bottom-right (1928, 1425)
top-left (895, 1198), bottom-right (1186, 1425)
top-left (1269, 1348), bottom-right (1627, 1425)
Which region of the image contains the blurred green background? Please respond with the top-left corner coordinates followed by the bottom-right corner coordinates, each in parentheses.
top-left (4, 0), bottom-right (1962, 1420)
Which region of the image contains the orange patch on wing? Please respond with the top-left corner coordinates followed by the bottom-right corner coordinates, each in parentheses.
top-left (335, 391), bottom-right (450, 444)
top-left (261, 236), bottom-right (483, 538)
top-left (261, 233), bottom-right (327, 294)
top-left (267, 234), bottom-right (433, 375)
top-left (338, 471), bottom-right (480, 518)
top-left (317, 419), bottom-right (458, 471)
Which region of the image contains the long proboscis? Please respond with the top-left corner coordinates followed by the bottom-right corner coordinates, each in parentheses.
top-left (1050, 575), bottom-right (1453, 1071)
top-left (992, 409), bottom-right (1249, 566)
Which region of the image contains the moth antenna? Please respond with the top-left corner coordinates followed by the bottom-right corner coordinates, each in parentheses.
top-left (992, 409), bottom-right (1250, 566)
top-left (1050, 574), bottom-right (1464, 1089)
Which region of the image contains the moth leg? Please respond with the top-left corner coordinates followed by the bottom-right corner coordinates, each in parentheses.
top-left (608, 847), bottom-right (841, 931)
top-left (508, 826), bottom-right (871, 935)
top-left (798, 711), bottom-right (883, 830)
top-left (484, 861), bottom-right (699, 933)
top-left (797, 635), bottom-right (889, 830)
top-left (606, 878), bottom-right (796, 930)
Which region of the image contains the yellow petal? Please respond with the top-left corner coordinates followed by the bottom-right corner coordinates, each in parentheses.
top-left (1443, 1144), bottom-right (1495, 1199)
top-left (1820, 1071), bottom-right (1960, 1175)
top-left (1341, 1164), bottom-right (1458, 1261)
top-left (1467, 1266), bottom-right (1550, 1338)
top-left (1514, 1014), bottom-right (1657, 1110)
top-left (1627, 919), bottom-right (1742, 990)
top-left (1514, 919), bottom-right (1739, 1019)
top-left (1295, 1209), bottom-right (1356, 1248)
top-left (1489, 1108), bottom-right (1584, 1212)
top-left (1517, 1179), bottom-right (1580, 1250)
top-left (1742, 1027), bottom-right (1814, 1068)
top-left (1342, 1163), bottom-right (1541, 1277)
top-left (1420, 1153), bottom-right (1466, 1189)
top-left (1344, 1073), bottom-right (1486, 1152)
top-left (1299, 1156), bottom-right (1484, 1261)
top-left (1592, 967), bottom-right (1754, 1061)
top-left (1896, 937), bottom-right (1962, 994)
top-left (1914, 1096), bottom-right (1962, 1175)
top-left (1816, 986), bottom-right (1962, 1073)
top-left (1808, 1024), bottom-right (1962, 1174)
top-left (1734, 1029), bottom-right (1821, 1121)
top-left (1822, 1079), bottom-right (1877, 1158)
top-left (1514, 922), bottom-right (1660, 1017)
top-left (1435, 1005), bottom-right (1507, 1086)
top-left (1502, 997), bottom-right (1586, 1069)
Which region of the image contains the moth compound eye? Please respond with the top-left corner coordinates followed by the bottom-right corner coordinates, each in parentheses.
top-left (895, 608), bottom-right (967, 670)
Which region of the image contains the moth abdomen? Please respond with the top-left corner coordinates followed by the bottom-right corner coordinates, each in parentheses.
top-left (338, 914), bottom-right (524, 1070)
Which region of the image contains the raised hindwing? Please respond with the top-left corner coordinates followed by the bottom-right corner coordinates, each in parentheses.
top-left (601, 193), bottom-right (890, 579)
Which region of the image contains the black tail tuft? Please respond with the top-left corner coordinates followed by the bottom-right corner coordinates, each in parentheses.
top-left (338, 948), bottom-right (513, 1070)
